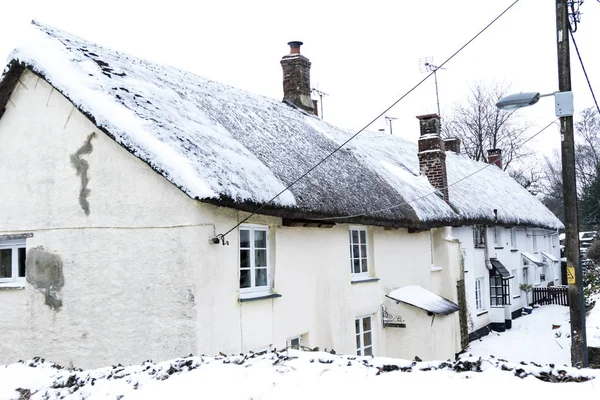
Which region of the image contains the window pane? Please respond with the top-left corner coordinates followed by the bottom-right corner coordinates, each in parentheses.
top-left (355, 319), bottom-right (360, 334)
top-left (352, 245), bottom-right (360, 258)
top-left (353, 259), bottom-right (360, 274)
top-left (291, 338), bottom-right (300, 348)
top-left (0, 249), bottom-right (11, 279)
top-left (351, 230), bottom-right (359, 243)
top-left (363, 331), bottom-right (372, 347)
top-left (255, 249), bottom-right (267, 268)
top-left (364, 346), bottom-right (373, 356)
top-left (356, 334), bottom-right (361, 349)
top-left (362, 317), bottom-right (371, 332)
top-left (240, 269), bottom-right (250, 288)
top-left (359, 230), bottom-right (366, 243)
top-left (254, 230), bottom-right (267, 248)
top-left (240, 229), bottom-right (250, 248)
top-left (360, 245), bottom-right (367, 258)
top-left (255, 268), bottom-right (267, 287)
top-left (18, 248), bottom-right (26, 278)
top-left (361, 258), bottom-right (368, 273)
top-left (240, 249), bottom-right (250, 269)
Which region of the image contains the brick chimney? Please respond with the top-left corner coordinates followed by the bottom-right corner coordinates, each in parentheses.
top-left (487, 148), bottom-right (502, 169)
top-left (281, 41), bottom-right (314, 113)
top-left (444, 137), bottom-right (461, 153)
top-left (417, 114), bottom-right (449, 203)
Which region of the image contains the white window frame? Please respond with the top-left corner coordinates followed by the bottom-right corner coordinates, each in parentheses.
top-left (349, 227), bottom-right (369, 279)
top-left (532, 233), bottom-right (538, 252)
top-left (475, 278), bottom-right (484, 311)
top-left (473, 225), bottom-right (486, 248)
top-left (355, 315), bottom-right (374, 356)
top-left (239, 224), bottom-right (270, 295)
top-left (493, 226), bottom-right (502, 246)
top-left (287, 335), bottom-right (302, 349)
top-left (0, 239), bottom-right (27, 286)
top-left (510, 228), bottom-right (517, 249)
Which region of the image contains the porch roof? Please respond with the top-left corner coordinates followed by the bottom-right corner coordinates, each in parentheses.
top-left (541, 251), bottom-right (559, 263)
top-left (386, 285), bottom-right (459, 316)
top-left (522, 252), bottom-right (544, 266)
top-left (490, 259), bottom-right (512, 279)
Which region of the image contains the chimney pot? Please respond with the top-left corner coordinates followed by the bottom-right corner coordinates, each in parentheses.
top-left (312, 99), bottom-right (318, 116)
top-left (288, 41), bottom-right (303, 54)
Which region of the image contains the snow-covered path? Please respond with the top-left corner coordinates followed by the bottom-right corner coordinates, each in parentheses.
top-left (464, 305), bottom-right (572, 365)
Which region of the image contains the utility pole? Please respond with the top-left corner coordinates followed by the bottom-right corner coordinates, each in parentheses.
top-left (556, 0), bottom-right (587, 367)
top-left (385, 116), bottom-right (397, 135)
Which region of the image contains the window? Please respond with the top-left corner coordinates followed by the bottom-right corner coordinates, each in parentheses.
top-left (493, 227), bottom-right (502, 246)
top-left (511, 270), bottom-right (519, 296)
top-left (522, 266), bottom-right (529, 284)
top-left (475, 278), bottom-right (484, 311)
top-left (532, 233), bottom-right (538, 251)
top-left (540, 264), bottom-right (547, 282)
top-left (0, 240), bottom-right (26, 285)
top-left (349, 228), bottom-right (369, 278)
top-left (287, 335), bottom-right (302, 349)
top-left (510, 228), bottom-right (517, 248)
top-left (490, 268), bottom-right (510, 306)
top-left (473, 225), bottom-right (486, 248)
top-left (355, 315), bottom-right (373, 356)
top-left (239, 225), bottom-right (269, 294)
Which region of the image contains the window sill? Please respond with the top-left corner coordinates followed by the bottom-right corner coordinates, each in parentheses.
top-left (351, 277), bottom-right (380, 285)
top-left (430, 266), bottom-right (443, 272)
top-left (513, 295), bottom-right (521, 299)
top-left (494, 246), bottom-right (504, 250)
top-left (510, 248), bottom-right (519, 252)
top-left (476, 310), bottom-right (488, 316)
top-left (0, 284), bottom-right (25, 290)
top-left (238, 293), bottom-right (282, 303)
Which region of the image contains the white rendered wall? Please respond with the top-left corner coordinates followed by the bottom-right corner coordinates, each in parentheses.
top-left (0, 70), bottom-right (461, 367)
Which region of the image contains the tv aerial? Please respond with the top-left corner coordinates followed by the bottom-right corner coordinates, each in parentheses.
top-left (311, 87), bottom-right (329, 119)
top-left (419, 57), bottom-right (446, 117)
top-left (384, 115), bottom-right (397, 135)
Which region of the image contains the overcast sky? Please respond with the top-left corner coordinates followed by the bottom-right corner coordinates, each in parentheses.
top-left (1, 0), bottom-right (599, 158)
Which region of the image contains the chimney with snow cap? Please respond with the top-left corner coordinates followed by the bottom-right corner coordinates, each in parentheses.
top-left (281, 41), bottom-right (314, 113)
top-left (487, 148), bottom-right (502, 169)
top-left (417, 114), bottom-right (449, 203)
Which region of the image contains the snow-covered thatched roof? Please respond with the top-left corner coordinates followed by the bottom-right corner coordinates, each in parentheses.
top-left (0, 22), bottom-right (563, 230)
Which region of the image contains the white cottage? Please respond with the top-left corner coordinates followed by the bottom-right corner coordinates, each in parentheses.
top-left (0, 23), bottom-right (469, 368)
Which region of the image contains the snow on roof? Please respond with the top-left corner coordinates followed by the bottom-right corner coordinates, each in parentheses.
top-left (444, 152), bottom-right (564, 230)
top-left (541, 251), bottom-right (559, 263)
top-left (0, 22), bottom-right (563, 230)
top-left (386, 285), bottom-right (459, 315)
top-left (522, 252), bottom-right (544, 265)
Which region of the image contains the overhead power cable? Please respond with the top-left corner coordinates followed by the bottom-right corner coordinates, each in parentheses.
top-left (569, 29), bottom-right (600, 115)
top-left (310, 120), bottom-right (559, 221)
top-left (212, 0), bottom-right (522, 243)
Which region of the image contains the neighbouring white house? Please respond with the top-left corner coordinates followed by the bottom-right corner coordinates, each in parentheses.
top-left (446, 148), bottom-right (563, 338)
top-left (0, 22), bottom-right (469, 368)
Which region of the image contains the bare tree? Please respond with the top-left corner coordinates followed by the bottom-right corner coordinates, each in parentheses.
top-left (442, 82), bottom-right (533, 172)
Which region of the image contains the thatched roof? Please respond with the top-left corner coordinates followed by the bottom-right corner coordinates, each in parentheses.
top-left (0, 22), bottom-right (563, 230)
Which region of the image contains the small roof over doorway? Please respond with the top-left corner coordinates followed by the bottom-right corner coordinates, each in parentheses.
top-left (386, 285), bottom-right (459, 315)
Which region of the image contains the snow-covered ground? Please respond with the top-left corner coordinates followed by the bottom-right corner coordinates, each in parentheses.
top-left (463, 305), bottom-right (572, 365)
top-left (2, 303), bottom-right (600, 400)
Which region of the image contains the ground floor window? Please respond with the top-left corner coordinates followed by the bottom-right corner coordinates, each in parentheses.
top-left (355, 315), bottom-right (373, 356)
top-left (475, 278), bottom-right (484, 310)
top-left (287, 335), bottom-right (302, 349)
top-left (0, 239), bottom-right (26, 285)
top-left (490, 268), bottom-right (510, 306)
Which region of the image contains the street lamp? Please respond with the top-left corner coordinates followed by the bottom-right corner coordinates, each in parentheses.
top-left (496, 91), bottom-right (574, 117)
top-left (496, 85), bottom-right (587, 368)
